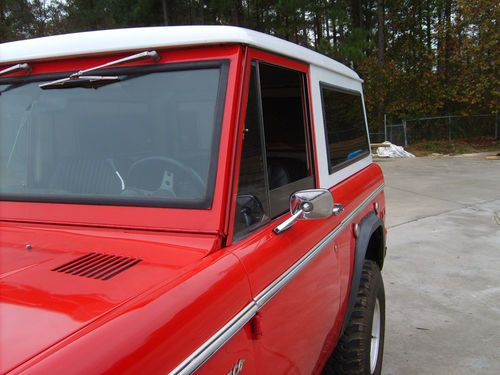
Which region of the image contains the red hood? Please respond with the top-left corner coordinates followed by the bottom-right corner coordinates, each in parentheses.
top-left (0, 222), bottom-right (219, 374)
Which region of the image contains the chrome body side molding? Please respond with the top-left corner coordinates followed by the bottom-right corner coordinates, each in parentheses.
top-left (169, 303), bottom-right (258, 375)
top-left (169, 183), bottom-right (385, 375)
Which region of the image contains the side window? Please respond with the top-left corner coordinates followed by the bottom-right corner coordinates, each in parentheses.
top-left (321, 85), bottom-right (369, 172)
top-left (234, 61), bottom-right (314, 239)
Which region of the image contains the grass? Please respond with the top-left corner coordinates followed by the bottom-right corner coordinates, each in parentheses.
top-left (406, 137), bottom-right (500, 157)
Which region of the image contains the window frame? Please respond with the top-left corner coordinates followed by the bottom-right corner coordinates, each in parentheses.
top-left (230, 50), bottom-right (315, 243)
top-left (0, 60), bottom-right (229, 209)
top-left (319, 81), bottom-right (370, 174)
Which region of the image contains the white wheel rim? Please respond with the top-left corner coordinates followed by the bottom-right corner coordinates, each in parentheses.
top-left (370, 298), bottom-right (381, 373)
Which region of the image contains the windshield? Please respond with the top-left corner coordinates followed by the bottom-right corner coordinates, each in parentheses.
top-left (0, 63), bottom-right (227, 208)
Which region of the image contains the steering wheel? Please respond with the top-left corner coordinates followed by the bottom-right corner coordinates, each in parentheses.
top-left (126, 156), bottom-right (206, 198)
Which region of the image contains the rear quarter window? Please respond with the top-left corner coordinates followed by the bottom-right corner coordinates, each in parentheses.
top-left (320, 84), bottom-right (369, 173)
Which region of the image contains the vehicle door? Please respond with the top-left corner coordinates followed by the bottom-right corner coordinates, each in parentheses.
top-left (226, 50), bottom-right (346, 374)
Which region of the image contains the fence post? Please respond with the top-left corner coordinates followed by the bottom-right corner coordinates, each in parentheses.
top-left (384, 114), bottom-right (387, 141)
top-left (403, 119), bottom-right (408, 147)
top-left (448, 115), bottom-right (452, 141)
top-left (390, 120), bottom-right (393, 143)
top-left (495, 111), bottom-right (498, 140)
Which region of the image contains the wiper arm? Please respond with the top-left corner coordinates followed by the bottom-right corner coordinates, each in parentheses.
top-left (40, 50), bottom-right (160, 90)
top-left (0, 63), bottom-right (31, 77)
top-left (71, 50), bottom-right (160, 77)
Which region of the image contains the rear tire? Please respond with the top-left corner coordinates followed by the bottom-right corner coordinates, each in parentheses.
top-left (324, 260), bottom-right (385, 375)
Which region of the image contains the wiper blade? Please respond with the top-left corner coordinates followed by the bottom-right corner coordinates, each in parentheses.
top-left (40, 75), bottom-right (120, 89)
top-left (0, 63), bottom-right (31, 77)
top-left (39, 50), bottom-right (159, 90)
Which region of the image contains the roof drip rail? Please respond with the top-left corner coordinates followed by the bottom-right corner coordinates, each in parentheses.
top-left (0, 63), bottom-right (31, 77)
top-left (40, 50), bottom-right (160, 89)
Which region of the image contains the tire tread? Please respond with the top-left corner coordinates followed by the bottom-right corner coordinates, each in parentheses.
top-left (323, 260), bottom-right (384, 375)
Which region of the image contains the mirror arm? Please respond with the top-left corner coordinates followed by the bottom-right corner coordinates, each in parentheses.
top-left (332, 203), bottom-right (344, 215)
top-left (273, 209), bottom-right (304, 234)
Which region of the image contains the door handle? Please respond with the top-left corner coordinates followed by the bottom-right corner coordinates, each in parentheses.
top-left (332, 203), bottom-right (344, 216)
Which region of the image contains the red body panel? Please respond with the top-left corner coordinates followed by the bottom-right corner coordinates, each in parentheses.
top-left (1, 225), bottom-right (255, 374)
top-left (0, 222), bottom-right (222, 373)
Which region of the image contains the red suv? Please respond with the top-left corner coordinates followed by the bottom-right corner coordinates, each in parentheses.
top-left (0, 26), bottom-right (387, 375)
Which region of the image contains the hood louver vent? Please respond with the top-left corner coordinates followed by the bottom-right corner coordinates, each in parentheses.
top-left (52, 252), bottom-right (142, 280)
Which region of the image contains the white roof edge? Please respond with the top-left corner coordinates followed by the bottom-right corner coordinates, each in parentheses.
top-left (0, 26), bottom-right (361, 81)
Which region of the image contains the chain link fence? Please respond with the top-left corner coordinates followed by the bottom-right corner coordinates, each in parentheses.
top-left (370, 113), bottom-right (498, 146)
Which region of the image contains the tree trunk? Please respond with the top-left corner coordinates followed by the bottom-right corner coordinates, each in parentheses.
top-left (315, 13), bottom-right (322, 48)
top-left (302, 8), bottom-right (308, 46)
top-left (425, 0), bottom-right (432, 55)
top-left (377, 0), bottom-right (385, 132)
top-left (436, 2), bottom-right (443, 77)
top-left (231, 0), bottom-right (242, 26)
top-left (377, 0), bottom-right (384, 64)
top-left (161, 0), bottom-right (168, 26)
top-left (443, 0), bottom-right (452, 112)
top-left (324, 0), bottom-right (330, 42)
top-left (351, 0), bottom-right (361, 28)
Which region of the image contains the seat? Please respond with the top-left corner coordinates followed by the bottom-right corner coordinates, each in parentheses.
top-left (267, 157), bottom-right (308, 190)
top-left (267, 161), bottom-right (291, 190)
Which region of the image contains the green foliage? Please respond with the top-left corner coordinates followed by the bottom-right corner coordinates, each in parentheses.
top-left (1, 0), bottom-right (498, 132)
top-left (0, 0), bottom-right (35, 42)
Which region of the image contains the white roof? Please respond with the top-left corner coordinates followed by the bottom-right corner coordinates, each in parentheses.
top-left (0, 26), bottom-right (360, 81)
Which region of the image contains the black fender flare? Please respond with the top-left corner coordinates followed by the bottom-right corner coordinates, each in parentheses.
top-left (340, 211), bottom-right (385, 335)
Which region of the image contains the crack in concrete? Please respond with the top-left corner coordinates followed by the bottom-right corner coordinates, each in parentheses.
top-left (387, 198), bottom-right (500, 230)
top-left (384, 185), bottom-right (468, 206)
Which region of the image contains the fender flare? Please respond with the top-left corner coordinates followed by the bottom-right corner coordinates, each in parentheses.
top-left (340, 211), bottom-right (385, 336)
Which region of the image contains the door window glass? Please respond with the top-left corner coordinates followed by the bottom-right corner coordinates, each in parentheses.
top-left (259, 63), bottom-right (313, 216)
top-left (320, 85), bottom-right (369, 171)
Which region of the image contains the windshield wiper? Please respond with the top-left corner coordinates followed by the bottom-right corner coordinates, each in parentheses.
top-left (40, 50), bottom-right (160, 90)
top-left (40, 75), bottom-right (121, 89)
top-left (0, 63), bottom-right (31, 77)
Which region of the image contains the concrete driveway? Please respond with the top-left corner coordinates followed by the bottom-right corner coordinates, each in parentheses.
top-left (378, 155), bottom-right (500, 375)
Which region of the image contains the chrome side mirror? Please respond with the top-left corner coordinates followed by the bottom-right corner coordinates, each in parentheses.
top-left (273, 189), bottom-right (334, 234)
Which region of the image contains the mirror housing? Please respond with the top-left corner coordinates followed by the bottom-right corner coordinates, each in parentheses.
top-left (274, 188), bottom-right (334, 234)
top-left (290, 189), bottom-right (334, 219)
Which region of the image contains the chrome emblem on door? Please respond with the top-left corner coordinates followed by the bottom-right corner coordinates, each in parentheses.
top-left (227, 359), bottom-right (245, 375)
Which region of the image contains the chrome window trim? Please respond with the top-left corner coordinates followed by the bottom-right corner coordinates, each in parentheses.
top-left (169, 183), bottom-right (385, 375)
